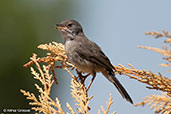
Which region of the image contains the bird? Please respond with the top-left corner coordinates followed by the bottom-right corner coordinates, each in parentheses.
top-left (56, 19), bottom-right (133, 104)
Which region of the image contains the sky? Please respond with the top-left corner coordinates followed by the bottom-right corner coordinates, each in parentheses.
top-left (54, 0), bottom-right (171, 114)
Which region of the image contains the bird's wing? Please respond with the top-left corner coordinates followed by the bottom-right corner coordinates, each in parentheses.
top-left (76, 40), bottom-right (114, 70)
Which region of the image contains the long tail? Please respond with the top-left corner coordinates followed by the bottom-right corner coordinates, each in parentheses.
top-left (102, 70), bottom-right (133, 104)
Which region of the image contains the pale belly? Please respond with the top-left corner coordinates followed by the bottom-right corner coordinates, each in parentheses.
top-left (69, 55), bottom-right (103, 74)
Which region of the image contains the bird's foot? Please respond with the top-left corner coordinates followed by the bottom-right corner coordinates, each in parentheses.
top-left (76, 70), bottom-right (90, 84)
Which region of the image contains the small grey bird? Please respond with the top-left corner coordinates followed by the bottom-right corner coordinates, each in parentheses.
top-left (56, 20), bottom-right (133, 104)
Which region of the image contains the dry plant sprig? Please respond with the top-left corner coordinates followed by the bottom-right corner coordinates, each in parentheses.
top-left (21, 54), bottom-right (64, 114)
top-left (98, 94), bottom-right (116, 114)
top-left (114, 64), bottom-right (171, 93)
top-left (24, 42), bottom-right (75, 84)
top-left (21, 42), bottom-right (116, 114)
top-left (139, 30), bottom-right (171, 70)
top-left (24, 42), bottom-right (67, 67)
top-left (138, 45), bottom-right (171, 69)
top-left (145, 30), bottom-right (171, 40)
top-left (114, 63), bottom-right (171, 114)
top-left (114, 63), bottom-right (171, 113)
top-left (135, 93), bottom-right (171, 114)
top-left (138, 45), bottom-right (171, 57)
top-left (128, 30), bottom-right (171, 114)
top-left (64, 67), bottom-right (93, 114)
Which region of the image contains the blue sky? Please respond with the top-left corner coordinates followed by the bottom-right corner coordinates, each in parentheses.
top-left (53, 0), bottom-right (171, 114)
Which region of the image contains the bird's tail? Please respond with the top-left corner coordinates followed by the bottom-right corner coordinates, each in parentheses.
top-left (102, 69), bottom-right (133, 104)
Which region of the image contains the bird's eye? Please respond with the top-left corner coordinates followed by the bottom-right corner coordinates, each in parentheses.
top-left (68, 23), bottom-right (72, 27)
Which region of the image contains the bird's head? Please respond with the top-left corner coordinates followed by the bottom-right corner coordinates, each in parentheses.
top-left (56, 20), bottom-right (83, 37)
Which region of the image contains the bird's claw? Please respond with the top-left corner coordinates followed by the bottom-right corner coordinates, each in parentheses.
top-left (76, 69), bottom-right (90, 84)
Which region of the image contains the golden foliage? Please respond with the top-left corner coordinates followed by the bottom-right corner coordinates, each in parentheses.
top-left (114, 64), bottom-right (171, 93)
top-left (65, 67), bottom-right (93, 114)
top-left (21, 54), bottom-right (62, 114)
top-left (114, 30), bottom-right (171, 114)
top-left (24, 42), bottom-right (74, 84)
top-left (139, 30), bottom-right (171, 70)
top-left (135, 93), bottom-right (171, 114)
top-left (22, 42), bottom-right (115, 114)
top-left (145, 30), bottom-right (171, 41)
top-left (24, 42), bottom-right (67, 68)
top-left (114, 64), bottom-right (171, 113)
top-left (98, 94), bottom-right (116, 114)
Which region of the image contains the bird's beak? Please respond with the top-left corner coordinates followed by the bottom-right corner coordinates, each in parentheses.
top-left (56, 24), bottom-right (67, 30)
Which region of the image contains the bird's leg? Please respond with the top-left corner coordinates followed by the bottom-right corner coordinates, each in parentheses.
top-left (86, 72), bottom-right (96, 91)
top-left (79, 73), bottom-right (91, 84)
top-left (76, 69), bottom-right (90, 84)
